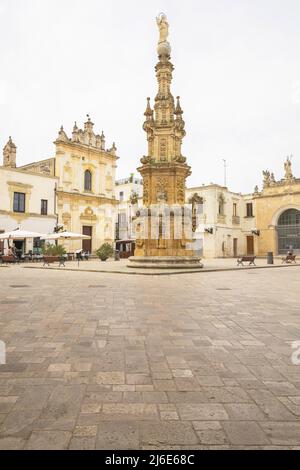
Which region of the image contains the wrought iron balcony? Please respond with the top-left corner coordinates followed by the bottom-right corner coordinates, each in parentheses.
top-left (232, 215), bottom-right (240, 225)
top-left (217, 214), bottom-right (226, 224)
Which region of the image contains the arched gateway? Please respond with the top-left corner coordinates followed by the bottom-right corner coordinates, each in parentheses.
top-left (277, 208), bottom-right (300, 254)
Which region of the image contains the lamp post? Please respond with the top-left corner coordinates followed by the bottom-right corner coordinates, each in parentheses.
top-left (222, 158), bottom-right (227, 187)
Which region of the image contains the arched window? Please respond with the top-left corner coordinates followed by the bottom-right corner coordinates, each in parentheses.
top-left (277, 208), bottom-right (300, 254)
top-left (84, 170), bottom-right (92, 191)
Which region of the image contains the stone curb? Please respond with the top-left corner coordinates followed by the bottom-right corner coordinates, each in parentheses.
top-left (22, 263), bottom-right (300, 276)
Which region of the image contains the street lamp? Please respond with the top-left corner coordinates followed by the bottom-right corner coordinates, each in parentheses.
top-left (251, 228), bottom-right (260, 236)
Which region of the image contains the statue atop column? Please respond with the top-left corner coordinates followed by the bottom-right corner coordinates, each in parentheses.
top-left (156, 13), bottom-right (171, 59)
top-left (156, 13), bottom-right (169, 42)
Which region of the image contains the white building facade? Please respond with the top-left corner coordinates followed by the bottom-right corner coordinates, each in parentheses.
top-left (0, 138), bottom-right (57, 253)
top-left (115, 175), bottom-right (143, 241)
top-left (186, 185), bottom-right (256, 258)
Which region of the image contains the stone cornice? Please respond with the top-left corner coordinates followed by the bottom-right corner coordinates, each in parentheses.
top-left (7, 181), bottom-right (33, 190)
top-left (55, 141), bottom-right (119, 161)
top-left (255, 190), bottom-right (300, 199)
top-left (0, 166), bottom-right (58, 180)
top-left (0, 209), bottom-right (56, 219)
top-left (56, 190), bottom-right (118, 205)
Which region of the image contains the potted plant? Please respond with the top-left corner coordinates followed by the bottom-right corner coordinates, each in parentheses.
top-left (96, 243), bottom-right (114, 261)
top-left (42, 243), bottom-right (66, 263)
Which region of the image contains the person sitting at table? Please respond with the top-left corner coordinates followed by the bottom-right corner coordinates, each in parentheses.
top-left (75, 249), bottom-right (84, 261)
top-left (7, 246), bottom-right (17, 259)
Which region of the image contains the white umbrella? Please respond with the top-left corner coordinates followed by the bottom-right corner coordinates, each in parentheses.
top-left (41, 231), bottom-right (92, 266)
top-left (41, 231), bottom-right (91, 240)
top-left (0, 229), bottom-right (44, 240)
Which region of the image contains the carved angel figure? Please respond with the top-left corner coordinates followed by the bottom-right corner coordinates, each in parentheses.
top-left (284, 156), bottom-right (293, 179)
top-left (262, 170), bottom-right (271, 187)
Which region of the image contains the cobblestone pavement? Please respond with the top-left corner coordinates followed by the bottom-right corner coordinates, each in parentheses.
top-left (0, 266), bottom-right (300, 449)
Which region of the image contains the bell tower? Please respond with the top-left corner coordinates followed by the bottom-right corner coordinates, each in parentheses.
top-left (3, 136), bottom-right (17, 168)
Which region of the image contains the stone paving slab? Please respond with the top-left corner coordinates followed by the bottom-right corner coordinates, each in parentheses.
top-left (0, 266), bottom-right (300, 449)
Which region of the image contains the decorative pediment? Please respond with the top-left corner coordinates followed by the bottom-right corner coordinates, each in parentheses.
top-left (80, 206), bottom-right (97, 221)
top-left (188, 192), bottom-right (204, 204)
top-left (7, 181), bottom-right (33, 191)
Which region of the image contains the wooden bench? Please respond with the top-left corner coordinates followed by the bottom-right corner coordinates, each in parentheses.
top-left (282, 254), bottom-right (296, 264)
top-left (237, 256), bottom-right (256, 266)
top-left (43, 256), bottom-right (65, 267)
top-left (1, 255), bottom-right (18, 265)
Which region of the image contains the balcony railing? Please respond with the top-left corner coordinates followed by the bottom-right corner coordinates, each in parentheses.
top-left (232, 215), bottom-right (240, 225)
top-left (217, 214), bottom-right (226, 224)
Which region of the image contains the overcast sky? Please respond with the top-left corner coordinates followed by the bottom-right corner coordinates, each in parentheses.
top-left (1, 0), bottom-right (300, 193)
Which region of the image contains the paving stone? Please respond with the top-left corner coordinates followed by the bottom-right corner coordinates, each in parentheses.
top-left (223, 421), bottom-right (270, 445)
top-left (101, 403), bottom-right (158, 420)
top-left (260, 422), bottom-right (300, 445)
top-left (126, 374), bottom-right (152, 385)
top-left (96, 372), bottom-right (125, 385)
top-left (263, 381), bottom-right (300, 396)
top-left (12, 386), bottom-right (51, 410)
top-left (248, 389), bottom-right (297, 420)
top-left (153, 380), bottom-right (177, 391)
top-left (139, 422), bottom-right (198, 446)
top-left (193, 421), bottom-right (222, 430)
top-left (81, 403), bottom-right (102, 413)
top-left (172, 369), bottom-right (193, 378)
top-left (84, 391), bottom-right (123, 403)
top-left (203, 386), bottom-right (252, 403)
top-left (73, 425), bottom-right (98, 437)
top-left (25, 431), bottom-right (71, 450)
top-left (0, 409), bottom-right (41, 437)
top-left (47, 364), bottom-right (71, 372)
top-left (224, 403), bottom-right (267, 420)
top-left (69, 437), bottom-right (95, 450)
top-left (197, 376), bottom-right (224, 387)
top-left (0, 437), bottom-right (26, 450)
top-left (0, 396), bottom-right (18, 413)
top-left (196, 429), bottom-right (229, 445)
top-left (174, 378), bottom-right (201, 391)
top-left (96, 422), bottom-right (139, 449)
top-left (177, 404), bottom-right (229, 421)
top-left (167, 391), bottom-right (207, 403)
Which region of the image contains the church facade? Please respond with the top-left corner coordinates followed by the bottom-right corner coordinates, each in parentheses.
top-left (254, 158), bottom-right (300, 256)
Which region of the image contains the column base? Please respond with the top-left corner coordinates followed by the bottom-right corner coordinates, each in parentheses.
top-left (127, 256), bottom-right (203, 269)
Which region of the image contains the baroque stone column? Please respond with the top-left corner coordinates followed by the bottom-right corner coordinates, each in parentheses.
top-left (128, 14), bottom-right (202, 268)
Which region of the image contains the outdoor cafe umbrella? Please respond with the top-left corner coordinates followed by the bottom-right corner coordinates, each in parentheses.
top-left (41, 231), bottom-right (91, 240)
top-left (0, 229), bottom-right (44, 257)
top-left (0, 229), bottom-right (44, 240)
top-left (41, 231), bottom-right (92, 266)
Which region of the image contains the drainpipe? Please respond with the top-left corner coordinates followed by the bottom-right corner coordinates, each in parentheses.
top-left (54, 182), bottom-right (59, 230)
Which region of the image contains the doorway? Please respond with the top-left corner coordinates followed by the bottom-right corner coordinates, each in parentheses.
top-left (233, 238), bottom-right (238, 257)
top-left (82, 226), bottom-right (92, 253)
top-left (246, 235), bottom-right (254, 255)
